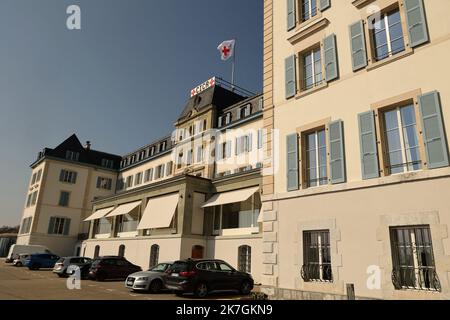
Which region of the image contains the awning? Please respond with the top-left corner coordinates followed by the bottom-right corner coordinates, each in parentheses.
top-left (137, 193), bottom-right (179, 230)
top-left (257, 208), bottom-right (264, 223)
top-left (84, 207), bottom-right (114, 222)
top-left (202, 186), bottom-right (260, 208)
top-left (105, 201), bottom-right (141, 218)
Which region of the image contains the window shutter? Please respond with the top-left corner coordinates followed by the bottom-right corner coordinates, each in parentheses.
top-left (96, 177), bottom-right (101, 188)
top-left (48, 217), bottom-right (56, 234)
top-left (248, 133), bottom-right (253, 152)
top-left (287, 0), bottom-right (296, 31)
top-left (286, 133), bottom-right (299, 191)
top-left (161, 164), bottom-right (165, 177)
top-left (63, 219), bottom-right (71, 235)
top-left (226, 141), bottom-right (232, 158)
top-left (245, 105), bottom-right (251, 117)
top-left (324, 34), bottom-right (339, 82)
top-left (72, 172), bottom-right (77, 184)
top-left (349, 21), bottom-right (368, 71)
top-left (236, 109), bottom-right (241, 121)
top-left (319, 0), bottom-right (330, 12)
top-left (235, 137), bottom-right (240, 155)
top-left (217, 143), bottom-right (223, 160)
top-left (329, 120), bottom-right (346, 184)
top-left (59, 170), bottom-right (65, 182)
top-left (418, 91), bottom-right (449, 169)
top-left (285, 55), bottom-right (297, 99)
top-left (258, 129), bottom-right (263, 149)
top-left (404, 0), bottom-right (429, 48)
top-left (226, 113), bottom-right (231, 124)
top-left (358, 111), bottom-right (380, 179)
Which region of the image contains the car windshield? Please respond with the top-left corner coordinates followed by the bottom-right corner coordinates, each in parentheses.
top-left (91, 259), bottom-right (102, 267)
top-left (148, 263), bottom-right (171, 272)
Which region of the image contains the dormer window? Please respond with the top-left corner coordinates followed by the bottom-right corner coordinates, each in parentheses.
top-left (160, 141), bottom-right (167, 152)
top-left (65, 150), bottom-right (80, 161)
top-left (101, 159), bottom-right (114, 169)
top-left (150, 146), bottom-right (155, 157)
top-left (239, 104), bottom-right (251, 120)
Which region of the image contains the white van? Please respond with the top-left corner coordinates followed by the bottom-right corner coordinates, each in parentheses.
top-left (5, 245), bottom-right (51, 263)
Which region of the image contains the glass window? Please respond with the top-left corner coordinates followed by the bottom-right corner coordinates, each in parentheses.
top-left (383, 104), bottom-right (421, 174)
top-left (372, 8), bottom-right (405, 61)
top-left (306, 129), bottom-right (328, 187)
top-left (390, 226), bottom-right (440, 291)
top-left (302, 230), bottom-right (332, 282)
top-left (59, 191), bottom-right (70, 207)
top-left (149, 245), bottom-right (160, 268)
top-left (301, 0), bottom-right (318, 22)
top-left (217, 263), bottom-right (233, 272)
top-left (238, 245), bottom-right (252, 273)
top-left (302, 47), bottom-right (322, 91)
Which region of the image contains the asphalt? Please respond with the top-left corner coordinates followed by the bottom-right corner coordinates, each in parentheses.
top-left (0, 258), bottom-right (251, 300)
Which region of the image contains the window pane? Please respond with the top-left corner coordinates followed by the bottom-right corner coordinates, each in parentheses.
top-left (373, 17), bottom-right (388, 60)
top-left (388, 10), bottom-right (405, 54)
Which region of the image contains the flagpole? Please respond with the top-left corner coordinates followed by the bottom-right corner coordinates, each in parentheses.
top-left (231, 40), bottom-right (236, 91)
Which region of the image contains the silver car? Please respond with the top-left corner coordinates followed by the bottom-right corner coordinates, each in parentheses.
top-left (13, 254), bottom-right (31, 267)
top-left (125, 262), bottom-right (173, 293)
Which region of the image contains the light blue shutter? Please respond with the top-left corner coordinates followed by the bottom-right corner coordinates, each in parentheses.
top-left (287, 0), bottom-right (296, 31)
top-left (226, 141), bottom-right (232, 158)
top-left (329, 120), bottom-right (346, 184)
top-left (235, 137), bottom-right (240, 155)
top-left (285, 55), bottom-right (296, 99)
top-left (418, 91), bottom-right (449, 169)
top-left (48, 217), bottom-right (56, 234)
top-left (248, 134), bottom-right (253, 152)
top-left (358, 111), bottom-right (380, 179)
top-left (286, 134), bottom-right (299, 191)
top-left (319, 0), bottom-right (330, 12)
top-left (349, 21), bottom-right (368, 71)
top-left (404, 0), bottom-right (429, 48)
top-left (63, 219), bottom-right (71, 235)
top-left (258, 129), bottom-right (263, 149)
top-left (324, 34), bottom-right (338, 82)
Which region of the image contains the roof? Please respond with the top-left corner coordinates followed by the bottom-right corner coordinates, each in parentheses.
top-left (177, 85), bottom-right (246, 123)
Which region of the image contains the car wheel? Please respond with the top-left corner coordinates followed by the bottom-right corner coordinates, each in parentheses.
top-left (149, 280), bottom-right (163, 294)
top-left (96, 272), bottom-right (106, 282)
top-left (16, 262), bottom-right (22, 267)
top-left (240, 281), bottom-right (252, 295)
top-left (194, 283), bottom-right (208, 298)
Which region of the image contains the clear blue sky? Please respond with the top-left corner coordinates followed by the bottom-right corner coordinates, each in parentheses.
top-left (0, 0), bottom-right (263, 226)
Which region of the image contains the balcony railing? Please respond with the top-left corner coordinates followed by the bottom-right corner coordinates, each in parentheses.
top-left (392, 267), bottom-right (441, 292)
top-left (301, 264), bottom-right (333, 283)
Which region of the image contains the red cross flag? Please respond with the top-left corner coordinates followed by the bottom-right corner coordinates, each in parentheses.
top-left (217, 40), bottom-right (236, 61)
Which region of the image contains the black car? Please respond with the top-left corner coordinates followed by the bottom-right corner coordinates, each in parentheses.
top-left (164, 259), bottom-right (254, 298)
top-left (88, 256), bottom-right (142, 281)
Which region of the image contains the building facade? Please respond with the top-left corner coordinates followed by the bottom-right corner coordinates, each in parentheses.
top-left (261, 0), bottom-right (450, 299)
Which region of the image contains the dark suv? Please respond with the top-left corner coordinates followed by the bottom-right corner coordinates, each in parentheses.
top-left (164, 259), bottom-right (254, 298)
top-left (88, 256), bottom-right (142, 281)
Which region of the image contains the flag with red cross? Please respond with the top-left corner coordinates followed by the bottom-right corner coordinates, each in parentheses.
top-left (217, 40), bottom-right (236, 61)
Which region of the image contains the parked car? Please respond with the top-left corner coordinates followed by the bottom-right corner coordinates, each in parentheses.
top-left (88, 256), bottom-right (142, 281)
top-left (125, 262), bottom-right (173, 293)
top-left (53, 257), bottom-right (92, 278)
top-left (13, 253), bottom-right (31, 267)
top-left (25, 253), bottom-right (60, 270)
top-left (5, 245), bottom-right (50, 263)
top-left (164, 259), bottom-right (254, 298)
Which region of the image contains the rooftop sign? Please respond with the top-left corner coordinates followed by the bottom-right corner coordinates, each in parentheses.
top-left (190, 77), bottom-right (216, 98)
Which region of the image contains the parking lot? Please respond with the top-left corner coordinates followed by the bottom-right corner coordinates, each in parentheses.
top-left (0, 259), bottom-right (252, 300)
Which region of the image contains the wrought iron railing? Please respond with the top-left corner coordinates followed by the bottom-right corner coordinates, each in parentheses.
top-left (301, 264), bottom-right (333, 283)
top-left (392, 267), bottom-right (441, 292)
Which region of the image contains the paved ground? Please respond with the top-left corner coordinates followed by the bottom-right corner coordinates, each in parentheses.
top-left (0, 259), bottom-right (251, 300)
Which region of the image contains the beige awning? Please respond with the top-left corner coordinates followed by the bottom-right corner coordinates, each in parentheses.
top-left (202, 186), bottom-right (260, 208)
top-left (137, 193), bottom-right (179, 230)
top-left (257, 208), bottom-right (264, 223)
top-left (105, 201), bottom-right (141, 218)
top-left (84, 207), bottom-right (114, 222)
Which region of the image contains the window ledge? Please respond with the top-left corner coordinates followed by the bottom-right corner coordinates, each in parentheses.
top-left (352, 0), bottom-right (376, 9)
top-left (367, 49), bottom-right (413, 72)
top-left (295, 83), bottom-right (328, 100)
top-left (288, 17), bottom-right (329, 45)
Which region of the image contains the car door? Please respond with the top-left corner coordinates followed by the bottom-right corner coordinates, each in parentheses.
top-left (216, 262), bottom-right (239, 290)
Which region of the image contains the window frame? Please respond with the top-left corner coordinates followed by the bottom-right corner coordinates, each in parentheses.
top-left (58, 191), bottom-right (70, 207)
top-left (302, 229), bottom-right (333, 283)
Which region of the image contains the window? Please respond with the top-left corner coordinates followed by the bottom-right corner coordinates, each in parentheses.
top-left (257, 129), bottom-right (264, 149)
top-left (305, 129), bottom-right (328, 187)
top-left (372, 8), bottom-right (405, 62)
top-left (239, 105), bottom-right (251, 119)
top-left (238, 245), bottom-right (252, 273)
top-left (236, 134), bottom-right (252, 155)
top-left (302, 47), bottom-right (322, 91)
top-left (177, 151), bottom-right (184, 169)
top-left (96, 177), bottom-right (112, 190)
top-left (94, 245), bottom-right (100, 258)
top-left (390, 226), bottom-right (440, 291)
top-left (31, 191), bottom-right (38, 206)
top-left (19, 217), bottom-right (32, 234)
top-left (126, 176), bottom-right (133, 188)
top-left (116, 178), bottom-right (125, 191)
top-left (101, 159), bottom-right (114, 169)
top-left (187, 149), bottom-right (193, 166)
top-left (191, 245), bottom-right (204, 259)
top-left (58, 191), bottom-right (70, 207)
top-left (59, 170), bottom-right (77, 184)
top-left (31, 172), bottom-right (37, 185)
top-left (139, 151), bottom-right (146, 161)
top-left (219, 113), bottom-right (231, 127)
top-left (149, 244), bottom-right (159, 268)
top-left (26, 194), bottom-right (33, 208)
top-left (382, 104), bottom-right (421, 174)
top-left (144, 169), bottom-right (153, 183)
top-left (302, 230), bottom-right (332, 282)
top-left (300, 0), bottom-right (318, 22)
top-left (160, 141), bottom-right (167, 152)
top-left (166, 162), bottom-right (173, 176)
top-left (65, 150), bottom-right (80, 161)
top-left (150, 146), bottom-right (155, 157)
top-left (218, 141), bottom-right (232, 160)
top-left (155, 164), bottom-right (165, 179)
top-left (135, 172), bottom-right (143, 186)
top-left (36, 169), bottom-right (42, 182)
top-left (197, 146), bottom-right (204, 163)
top-left (118, 245), bottom-right (125, 258)
top-left (48, 217), bottom-right (71, 235)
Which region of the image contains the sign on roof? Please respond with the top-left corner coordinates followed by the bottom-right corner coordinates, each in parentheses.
top-left (190, 77), bottom-right (216, 98)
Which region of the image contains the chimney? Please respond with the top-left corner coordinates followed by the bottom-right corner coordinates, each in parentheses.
top-left (85, 141), bottom-right (91, 150)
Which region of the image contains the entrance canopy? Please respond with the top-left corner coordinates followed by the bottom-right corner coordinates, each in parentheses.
top-left (137, 193), bottom-right (179, 230)
top-left (105, 201), bottom-right (141, 218)
top-left (202, 186), bottom-right (259, 208)
top-left (84, 207), bottom-right (114, 222)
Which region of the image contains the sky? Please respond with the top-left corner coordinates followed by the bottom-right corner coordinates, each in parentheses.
top-left (0, 0), bottom-right (263, 226)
